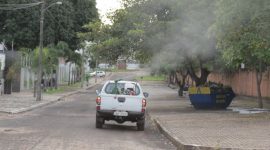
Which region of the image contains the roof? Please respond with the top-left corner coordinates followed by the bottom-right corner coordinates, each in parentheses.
top-left (107, 80), bottom-right (139, 85)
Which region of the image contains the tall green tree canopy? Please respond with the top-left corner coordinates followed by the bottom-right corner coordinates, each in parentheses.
top-left (116, 0), bottom-right (218, 86)
top-left (79, 0), bottom-right (218, 86)
top-left (214, 0), bottom-right (270, 108)
top-left (214, 0), bottom-right (270, 70)
top-left (0, 0), bottom-right (98, 50)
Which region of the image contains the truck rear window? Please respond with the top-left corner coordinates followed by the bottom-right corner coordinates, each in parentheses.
top-left (104, 83), bottom-right (140, 95)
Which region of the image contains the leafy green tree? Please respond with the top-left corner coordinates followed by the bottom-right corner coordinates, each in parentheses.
top-left (0, 0), bottom-right (98, 50)
top-left (214, 0), bottom-right (270, 108)
top-left (79, 0), bottom-right (154, 64)
top-left (69, 0), bottom-right (98, 49)
top-left (122, 0), bottom-right (217, 86)
top-left (0, 0), bottom-right (40, 49)
top-left (79, 20), bottom-right (105, 60)
top-left (151, 49), bottom-right (189, 96)
top-left (53, 41), bottom-right (82, 85)
top-left (44, 0), bottom-right (76, 47)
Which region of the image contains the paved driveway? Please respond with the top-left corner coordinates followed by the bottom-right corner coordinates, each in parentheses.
top-left (143, 82), bottom-right (270, 149)
top-left (0, 73), bottom-right (175, 150)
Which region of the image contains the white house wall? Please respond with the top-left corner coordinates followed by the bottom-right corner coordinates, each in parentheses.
top-left (58, 62), bottom-right (76, 85)
top-left (20, 67), bottom-right (35, 90)
top-left (0, 54), bottom-right (5, 71)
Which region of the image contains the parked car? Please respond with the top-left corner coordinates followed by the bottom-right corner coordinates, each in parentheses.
top-left (90, 71), bottom-right (106, 77)
top-left (95, 80), bottom-right (149, 131)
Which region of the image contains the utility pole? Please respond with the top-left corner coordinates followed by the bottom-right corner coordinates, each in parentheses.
top-left (95, 59), bottom-right (98, 83)
top-left (81, 49), bottom-right (85, 88)
top-left (11, 40), bottom-right (14, 52)
top-left (36, 0), bottom-right (62, 101)
top-left (36, 0), bottom-right (45, 101)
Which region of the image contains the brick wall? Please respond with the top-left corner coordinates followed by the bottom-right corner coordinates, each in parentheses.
top-left (208, 71), bottom-right (270, 97)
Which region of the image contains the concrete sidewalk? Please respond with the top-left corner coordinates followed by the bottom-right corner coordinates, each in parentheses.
top-left (143, 82), bottom-right (270, 150)
top-left (0, 73), bottom-right (112, 114)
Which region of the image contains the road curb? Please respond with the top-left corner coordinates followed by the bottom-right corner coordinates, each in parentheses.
top-left (3, 89), bottom-right (88, 114)
top-left (1, 72), bottom-right (113, 114)
top-left (144, 82), bottom-right (264, 150)
top-left (147, 112), bottom-right (242, 150)
top-left (9, 98), bottom-right (62, 114)
top-left (146, 113), bottom-right (188, 150)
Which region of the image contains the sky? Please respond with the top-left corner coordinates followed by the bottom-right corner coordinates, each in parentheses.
top-left (96, 0), bottom-right (122, 24)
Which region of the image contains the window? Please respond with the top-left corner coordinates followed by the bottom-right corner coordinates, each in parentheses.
top-left (104, 83), bottom-right (140, 95)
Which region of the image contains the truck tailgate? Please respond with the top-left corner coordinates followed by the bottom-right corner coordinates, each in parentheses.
top-left (100, 95), bottom-right (142, 112)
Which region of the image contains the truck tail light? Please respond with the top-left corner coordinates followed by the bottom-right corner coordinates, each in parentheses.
top-left (142, 99), bottom-right (146, 107)
top-left (96, 96), bottom-right (101, 105)
top-left (142, 98), bottom-right (146, 111)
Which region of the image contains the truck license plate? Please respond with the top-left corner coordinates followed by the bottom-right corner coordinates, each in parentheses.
top-left (113, 111), bottom-right (128, 116)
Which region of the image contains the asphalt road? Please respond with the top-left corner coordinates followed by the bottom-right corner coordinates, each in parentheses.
top-left (0, 72), bottom-right (175, 150)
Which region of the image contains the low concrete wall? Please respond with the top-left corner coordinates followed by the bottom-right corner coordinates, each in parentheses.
top-left (126, 63), bottom-right (140, 70)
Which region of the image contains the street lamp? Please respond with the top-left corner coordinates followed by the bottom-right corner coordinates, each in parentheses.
top-left (36, 0), bottom-right (62, 101)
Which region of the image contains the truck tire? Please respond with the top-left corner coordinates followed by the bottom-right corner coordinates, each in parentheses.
top-left (96, 115), bottom-right (103, 129)
top-left (137, 119), bottom-right (145, 131)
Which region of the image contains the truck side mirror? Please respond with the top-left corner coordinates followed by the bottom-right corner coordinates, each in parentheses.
top-left (96, 90), bottom-right (100, 95)
top-left (143, 92), bottom-right (149, 98)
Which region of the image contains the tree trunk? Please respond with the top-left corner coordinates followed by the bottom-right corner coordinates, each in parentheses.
top-left (44, 73), bottom-right (48, 92)
top-left (175, 73), bottom-right (183, 96)
top-left (3, 67), bottom-right (12, 94)
top-left (168, 71), bottom-right (173, 86)
top-left (72, 69), bottom-right (75, 84)
top-left (50, 69), bottom-right (53, 89)
top-left (34, 80), bottom-right (37, 97)
top-left (71, 69), bottom-right (74, 84)
top-left (255, 68), bottom-right (263, 108)
top-left (55, 68), bottom-right (58, 89)
top-left (175, 70), bottom-right (188, 97)
top-left (68, 63), bottom-right (71, 85)
top-left (4, 79), bottom-right (12, 94)
top-left (42, 73), bottom-right (46, 92)
top-left (187, 63), bottom-right (210, 86)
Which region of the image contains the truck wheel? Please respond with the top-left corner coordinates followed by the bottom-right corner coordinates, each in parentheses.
top-left (96, 115), bottom-right (103, 129)
top-left (137, 119), bottom-right (145, 131)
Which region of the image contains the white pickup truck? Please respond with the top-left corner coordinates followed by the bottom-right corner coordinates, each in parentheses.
top-left (95, 80), bottom-right (149, 131)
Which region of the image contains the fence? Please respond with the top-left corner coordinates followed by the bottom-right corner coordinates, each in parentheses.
top-left (208, 70), bottom-right (270, 98)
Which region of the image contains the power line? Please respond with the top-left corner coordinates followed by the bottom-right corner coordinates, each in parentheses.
top-left (0, 2), bottom-right (41, 6)
top-left (0, 2), bottom-right (42, 10)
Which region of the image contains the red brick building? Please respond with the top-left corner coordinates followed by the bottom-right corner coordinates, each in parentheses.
top-left (117, 59), bottom-right (126, 70)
